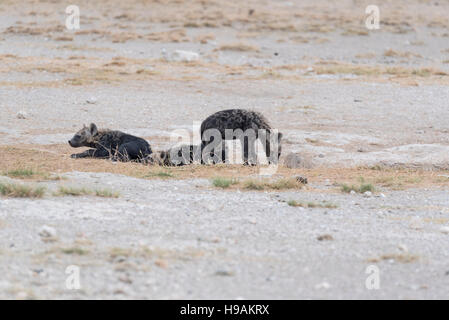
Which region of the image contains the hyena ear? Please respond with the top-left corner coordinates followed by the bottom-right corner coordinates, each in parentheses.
top-left (89, 123), bottom-right (98, 136)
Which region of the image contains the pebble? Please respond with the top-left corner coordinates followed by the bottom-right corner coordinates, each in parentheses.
top-left (17, 111), bottom-right (27, 119)
top-left (168, 50), bottom-right (199, 62)
top-left (440, 226), bottom-right (449, 234)
top-left (317, 234), bottom-right (334, 241)
top-left (215, 270), bottom-right (234, 276)
top-left (315, 281), bottom-right (331, 290)
top-left (284, 153), bottom-right (303, 168)
top-left (86, 97), bottom-right (97, 104)
top-left (38, 225), bottom-right (57, 238)
top-left (363, 191), bottom-right (372, 197)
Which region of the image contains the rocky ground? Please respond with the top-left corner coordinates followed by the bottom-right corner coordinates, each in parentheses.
top-left (1, 0), bottom-right (449, 299)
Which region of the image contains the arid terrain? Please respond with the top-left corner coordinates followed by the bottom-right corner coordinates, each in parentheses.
top-left (1, 0), bottom-right (449, 299)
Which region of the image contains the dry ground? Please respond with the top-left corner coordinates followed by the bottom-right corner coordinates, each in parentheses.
top-left (1, 0), bottom-right (449, 299)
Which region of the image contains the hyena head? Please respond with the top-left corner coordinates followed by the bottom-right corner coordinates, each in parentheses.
top-left (68, 123), bottom-right (98, 148)
top-left (147, 150), bottom-right (170, 166)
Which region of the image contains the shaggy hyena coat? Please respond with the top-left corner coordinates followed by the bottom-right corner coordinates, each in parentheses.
top-left (69, 123), bottom-right (152, 162)
top-left (149, 143), bottom-right (227, 166)
top-left (148, 144), bottom-right (201, 166)
top-left (200, 109), bottom-right (282, 164)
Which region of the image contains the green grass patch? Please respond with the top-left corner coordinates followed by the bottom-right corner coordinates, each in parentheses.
top-left (212, 177), bottom-right (239, 189)
top-left (144, 171), bottom-right (174, 178)
top-left (94, 188), bottom-right (120, 198)
top-left (243, 178), bottom-right (303, 191)
top-left (61, 247), bottom-right (89, 255)
top-left (287, 200), bottom-right (338, 209)
top-left (54, 186), bottom-right (119, 198)
top-left (3, 169), bottom-right (35, 178)
top-left (54, 186), bottom-right (91, 196)
top-left (341, 177), bottom-right (375, 193)
top-left (0, 182), bottom-right (45, 198)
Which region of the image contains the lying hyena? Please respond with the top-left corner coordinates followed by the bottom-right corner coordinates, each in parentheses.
top-left (69, 123), bottom-right (152, 162)
top-left (200, 109), bottom-right (282, 165)
top-left (148, 144), bottom-right (201, 166)
top-left (148, 143), bottom-right (227, 166)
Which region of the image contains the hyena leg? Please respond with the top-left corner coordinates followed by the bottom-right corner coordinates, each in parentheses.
top-left (71, 149), bottom-right (96, 159)
top-left (71, 148), bottom-right (110, 159)
top-left (241, 136), bottom-right (256, 166)
top-left (115, 142), bottom-right (150, 162)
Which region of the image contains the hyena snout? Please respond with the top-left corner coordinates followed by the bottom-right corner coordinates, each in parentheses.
top-left (68, 133), bottom-right (87, 148)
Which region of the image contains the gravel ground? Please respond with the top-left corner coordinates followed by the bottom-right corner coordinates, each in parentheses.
top-left (1, 172), bottom-right (449, 299)
top-left (1, 0), bottom-right (449, 299)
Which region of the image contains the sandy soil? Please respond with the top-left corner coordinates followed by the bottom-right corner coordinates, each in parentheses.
top-left (1, 0), bottom-right (449, 299)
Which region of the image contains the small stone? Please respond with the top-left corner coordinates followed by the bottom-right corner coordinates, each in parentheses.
top-left (315, 281), bottom-right (331, 290)
top-left (215, 270), bottom-right (234, 277)
top-left (118, 275), bottom-right (132, 284)
top-left (284, 153), bottom-right (302, 168)
top-left (169, 50), bottom-right (199, 62)
top-left (17, 111), bottom-right (27, 119)
top-left (317, 234), bottom-right (333, 241)
top-left (38, 225), bottom-right (56, 238)
top-left (398, 244), bottom-right (408, 252)
top-left (86, 97), bottom-right (97, 104)
top-left (294, 175), bottom-right (308, 184)
top-left (154, 259), bottom-right (168, 268)
top-left (16, 291), bottom-right (29, 299)
top-left (363, 191), bottom-right (372, 197)
top-left (440, 226), bottom-right (449, 234)
top-left (350, 190), bottom-right (356, 195)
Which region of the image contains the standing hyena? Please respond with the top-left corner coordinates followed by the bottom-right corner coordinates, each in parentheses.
top-left (68, 123), bottom-right (152, 162)
top-left (200, 109), bottom-right (282, 165)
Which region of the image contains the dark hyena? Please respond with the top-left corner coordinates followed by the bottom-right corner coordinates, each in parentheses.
top-left (148, 143), bottom-right (227, 166)
top-left (68, 123), bottom-right (152, 162)
top-left (148, 144), bottom-right (201, 166)
top-left (200, 109), bottom-right (282, 165)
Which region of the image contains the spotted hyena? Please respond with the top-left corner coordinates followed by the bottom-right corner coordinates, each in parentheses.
top-left (148, 143), bottom-right (227, 166)
top-left (200, 109), bottom-right (282, 165)
top-left (68, 123), bottom-right (152, 162)
top-left (148, 144), bottom-right (200, 166)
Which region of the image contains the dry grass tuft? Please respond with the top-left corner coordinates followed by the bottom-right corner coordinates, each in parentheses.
top-left (287, 200), bottom-right (337, 209)
top-left (243, 177), bottom-right (303, 191)
top-left (0, 182), bottom-right (45, 198)
top-left (54, 186), bottom-right (119, 198)
top-left (367, 253), bottom-right (420, 264)
top-left (218, 42), bottom-right (259, 52)
top-left (211, 177), bottom-right (239, 189)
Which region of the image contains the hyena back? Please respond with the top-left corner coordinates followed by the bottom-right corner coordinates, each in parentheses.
top-left (200, 109), bottom-right (282, 164)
